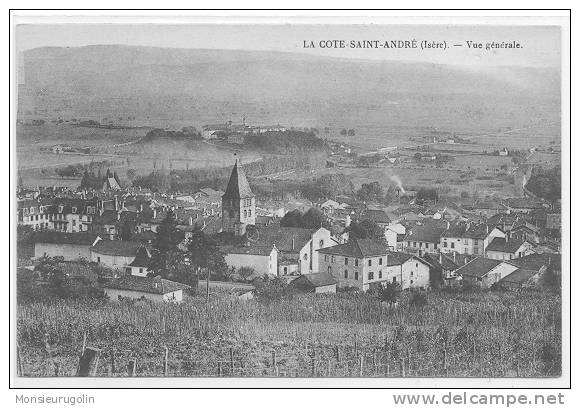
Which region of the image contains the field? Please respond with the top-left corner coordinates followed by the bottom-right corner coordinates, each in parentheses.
top-left (16, 123), bottom-right (260, 187)
top-left (17, 290), bottom-right (561, 378)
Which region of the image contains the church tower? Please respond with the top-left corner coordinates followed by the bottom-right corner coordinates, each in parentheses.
top-left (222, 158), bottom-right (256, 236)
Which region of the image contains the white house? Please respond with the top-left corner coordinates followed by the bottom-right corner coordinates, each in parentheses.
top-left (385, 252), bottom-right (431, 290)
top-left (103, 275), bottom-right (189, 303)
top-left (223, 245), bottom-right (278, 276)
top-left (485, 237), bottom-right (534, 261)
top-left (33, 232), bottom-right (100, 261)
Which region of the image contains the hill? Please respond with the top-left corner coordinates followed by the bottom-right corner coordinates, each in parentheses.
top-left (18, 45), bottom-right (561, 146)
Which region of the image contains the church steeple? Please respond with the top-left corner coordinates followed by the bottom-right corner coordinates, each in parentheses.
top-left (222, 157), bottom-right (255, 236)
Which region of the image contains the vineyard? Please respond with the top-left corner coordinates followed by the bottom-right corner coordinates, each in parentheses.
top-left (16, 290), bottom-right (561, 378)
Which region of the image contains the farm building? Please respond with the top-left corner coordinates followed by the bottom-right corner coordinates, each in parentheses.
top-left (33, 231), bottom-right (100, 261)
top-left (126, 246), bottom-right (152, 277)
top-left (455, 257), bottom-right (518, 289)
top-left (497, 268), bottom-right (541, 290)
top-left (385, 252), bottom-right (431, 290)
top-left (289, 273), bottom-right (337, 293)
top-left (103, 275), bottom-right (189, 303)
top-left (485, 237), bottom-right (534, 261)
top-left (90, 240), bottom-right (142, 270)
top-left (222, 245), bottom-right (278, 276)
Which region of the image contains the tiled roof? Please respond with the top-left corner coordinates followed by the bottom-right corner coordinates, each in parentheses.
top-left (318, 239), bottom-right (387, 258)
top-left (386, 251), bottom-right (413, 266)
top-left (33, 231), bottom-right (100, 246)
top-left (486, 237), bottom-right (526, 253)
top-left (500, 268), bottom-right (538, 284)
top-left (455, 257), bottom-right (503, 278)
top-left (250, 226), bottom-right (313, 253)
top-left (221, 245), bottom-right (275, 256)
top-left (508, 254), bottom-right (560, 272)
top-left (405, 225), bottom-right (446, 243)
top-left (128, 246), bottom-right (151, 267)
top-left (291, 273), bottom-right (337, 287)
top-left (223, 159), bottom-right (254, 199)
top-left (357, 209), bottom-right (391, 224)
top-left (91, 240), bottom-right (141, 257)
top-left (103, 275), bottom-right (189, 295)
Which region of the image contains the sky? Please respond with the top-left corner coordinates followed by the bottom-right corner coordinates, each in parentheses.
top-left (15, 23), bottom-right (561, 68)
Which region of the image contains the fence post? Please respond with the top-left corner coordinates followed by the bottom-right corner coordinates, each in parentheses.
top-left (271, 350), bottom-right (277, 376)
top-left (164, 346), bottom-right (169, 377)
top-left (359, 354), bottom-right (364, 377)
top-left (110, 346), bottom-right (116, 375)
top-left (127, 358), bottom-right (137, 376)
top-left (77, 347), bottom-right (101, 377)
top-left (81, 332), bottom-right (87, 355)
top-left (16, 342), bottom-right (24, 377)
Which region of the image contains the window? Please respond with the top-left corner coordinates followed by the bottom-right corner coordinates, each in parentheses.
top-left (319, 239), bottom-right (324, 247)
top-left (354, 272), bottom-right (359, 280)
top-left (30, 207), bottom-right (35, 214)
top-left (345, 257), bottom-right (349, 265)
top-left (58, 205), bottom-right (64, 213)
top-left (368, 259), bottom-right (372, 267)
top-left (97, 257), bottom-right (101, 263)
top-left (324, 255), bottom-right (328, 262)
top-left (303, 253), bottom-right (308, 261)
top-left (244, 210), bottom-right (247, 217)
top-left (410, 280), bottom-right (414, 285)
top-left (72, 207), bottom-right (77, 214)
top-left (139, 268), bottom-right (144, 274)
top-left (379, 270), bottom-right (382, 279)
top-left (355, 259), bottom-right (359, 266)
top-left (331, 256), bottom-right (335, 263)
top-left (379, 257), bottom-right (383, 265)
top-left (451, 242), bottom-right (455, 249)
top-left (444, 241), bottom-right (448, 248)
top-left (284, 267), bottom-right (288, 273)
top-left (393, 276), bottom-right (397, 283)
top-left (248, 210), bottom-right (252, 217)
top-left (344, 270), bottom-right (348, 279)
top-left (415, 263), bottom-right (418, 268)
top-left (368, 272), bottom-right (374, 280)
top-left (125, 267), bottom-right (131, 274)
top-left (411, 271), bottom-right (414, 276)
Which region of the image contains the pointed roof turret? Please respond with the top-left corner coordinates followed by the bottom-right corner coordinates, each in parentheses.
top-left (223, 158), bottom-right (254, 199)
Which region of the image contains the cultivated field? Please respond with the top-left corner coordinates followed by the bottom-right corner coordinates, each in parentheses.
top-left (17, 290), bottom-right (561, 378)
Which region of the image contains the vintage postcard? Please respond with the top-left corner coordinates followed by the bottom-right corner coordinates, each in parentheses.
top-left (9, 11), bottom-right (570, 390)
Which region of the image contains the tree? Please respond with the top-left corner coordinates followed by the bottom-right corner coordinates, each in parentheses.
top-left (126, 168), bottom-right (137, 181)
top-left (416, 188), bottom-right (438, 204)
top-left (348, 129), bottom-right (356, 136)
top-left (356, 181), bottom-right (385, 202)
top-left (187, 226), bottom-right (227, 286)
top-left (253, 275), bottom-right (292, 303)
top-left (340, 129), bottom-right (347, 136)
top-left (238, 266), bottom-right (256, 282)
top-left (347, 219), bottom-right (385, 242)
top-left (280, 208), bottom-right (330, 230)
top-left (149, 210), bottom-right (184, 275)
top-left (376, 281), bottom-right (401, 307)
top-left (409, 291), bottom-right (428, 308)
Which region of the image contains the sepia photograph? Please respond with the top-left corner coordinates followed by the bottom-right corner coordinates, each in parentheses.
top-left (9, 11), bottom-right (569, 389)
